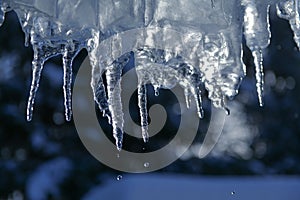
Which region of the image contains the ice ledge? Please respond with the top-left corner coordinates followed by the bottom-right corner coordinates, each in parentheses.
top-left (1, 0), bottom-right (300, 149)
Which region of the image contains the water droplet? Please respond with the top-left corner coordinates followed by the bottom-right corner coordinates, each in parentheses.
top-left (116, 175), bottom-right (122, 181)
top-left (154, 87), bottom-right (160, 96)
top-left (144, 162), bottom-right (149, 168)
top-left (225, 107), bottom-right (230, 115)
top-left (231, 191), bottom-right (235, 195)
top-left (116, 153), bottom-right (120, 158)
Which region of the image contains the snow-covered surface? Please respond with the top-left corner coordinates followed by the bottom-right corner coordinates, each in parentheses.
top-left (83, 174), bottom-right (300, 200)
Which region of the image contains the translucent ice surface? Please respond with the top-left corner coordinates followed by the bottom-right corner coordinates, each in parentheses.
top-left (1, 0), bottom-right (300, 149)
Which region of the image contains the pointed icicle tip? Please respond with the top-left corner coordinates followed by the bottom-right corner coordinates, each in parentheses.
top-left (252, 49), bottom-right (264, 107)
top-left (198, 109), bottom-right (204, 119)
top-left (142, 127), bottom-right (149, 143)
top-left (115, 127), bottom-right (123, 151)
top-left (138, 84), bottom-right (149, 143)
top-left (211, 0), bottom-right (215, 8)
top-left (153, 85), bottom-right (160, 96)
top-left (196, 94), bottom-right (204, 119)
top-left (220, 95), bottom-right (230, 115)
top-left (224, 107), bottom-right (230, 116)
top-left (191, 87), bottom-right (204, 119)
top-left (26, 112), bottom-right (33, 122)
top-left (116, 144), bottom-right (122, 152)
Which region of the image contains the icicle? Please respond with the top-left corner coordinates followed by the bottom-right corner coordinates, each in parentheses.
top-left (243, 0), bottom-right (270, 106)
top-left (27, 47), bottom-right (45, 121)
top-left (192, 88), bottom-right (204, 119)
top-left (184, 88), bottom-right (191, 109)
top-left (0, 4), bottom-right (4, 27)
top-left (211, 0), bottom-right (215, 8)
top-left (94, 77), bottom-right (112, 123)
top-left (188, 81), bottom-right (204, 119)
top-left (106, 62), bottom-right (124, 151)
top-left (27, 40), bottom-right (63, 121)
top-left (62, 43), bottom-right (79, 121)
top-left (252, 49), bottom-right (264, 107)
top-left (89, 31), bottom-right (112, 123)
top-left (295, 0), bottom-right (300, 27)
top-left (24, 32), bottom-right (29, 47)
top-left (276, 0), bottom-right (300, 49)
top-left (294, 0), bottom-right (300, 48)
top-left (221, 95), bottom-right (230, 115)
top-left (138, 84), bottom-right (149, 143)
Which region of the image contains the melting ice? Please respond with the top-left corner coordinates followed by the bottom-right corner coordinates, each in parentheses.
top-left (0, 0), bottom-right (299, 150)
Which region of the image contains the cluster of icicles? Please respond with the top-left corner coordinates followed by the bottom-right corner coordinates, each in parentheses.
top-left (0, 0), bottom-right (299, 150)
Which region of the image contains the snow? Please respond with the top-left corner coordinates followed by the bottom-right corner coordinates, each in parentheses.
top-left (82, 174), bottom-right (300, 200)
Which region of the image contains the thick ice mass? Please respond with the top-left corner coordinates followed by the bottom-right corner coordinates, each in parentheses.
top-left (1, 0), bottom-right (300, 149)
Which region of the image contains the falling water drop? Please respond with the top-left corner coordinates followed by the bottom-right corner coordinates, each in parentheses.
top-left (225, 107), bottom-right (230, 115)
top-left (154, 86), bottom-right (160, 96)
top-left (116, 175), bottom-right (122, 181)
top-left (144, 162), bottom-right (149, 168)
top-left (231, 191), bottom-right (236, 195)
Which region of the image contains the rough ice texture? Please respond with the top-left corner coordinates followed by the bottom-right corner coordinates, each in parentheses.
top-left (0, 0), bottom-right (299, 149)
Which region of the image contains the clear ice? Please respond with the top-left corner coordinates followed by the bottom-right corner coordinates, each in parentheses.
top-left (1, 0), bottom-right (300, 149)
